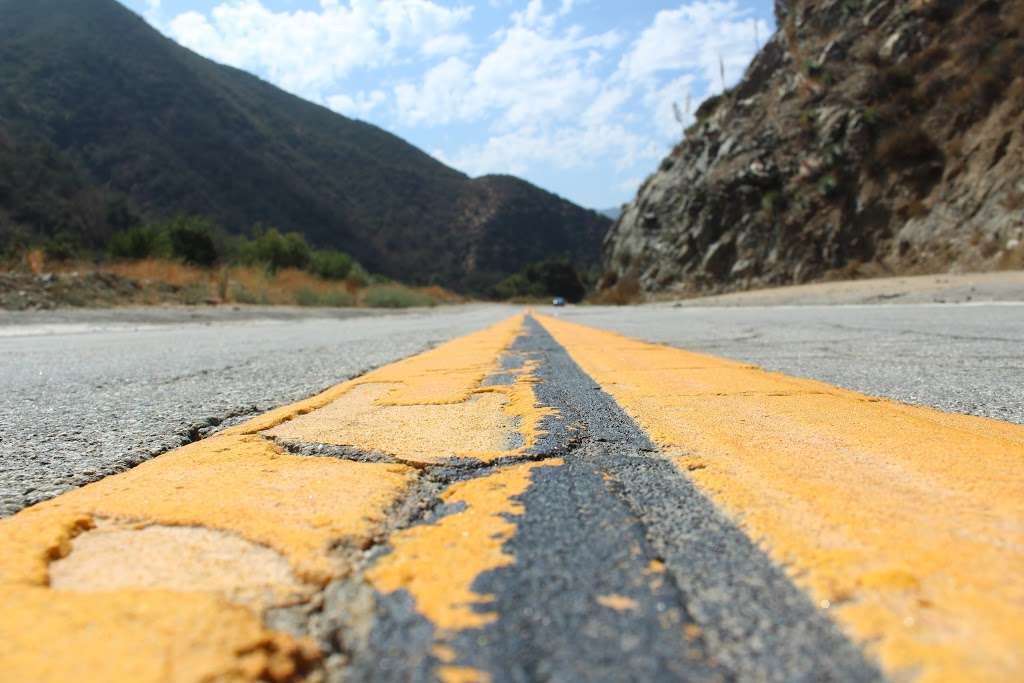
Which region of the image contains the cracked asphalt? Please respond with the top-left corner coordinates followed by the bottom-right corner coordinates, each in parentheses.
top-left (3, 301), bottom-right (1020, 517)
top-left (1, 305), bottom-right (1020, 682)
top-left (0, 304), bottom-right (514, 516)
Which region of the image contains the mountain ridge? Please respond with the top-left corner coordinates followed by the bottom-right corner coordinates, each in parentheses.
top-left (0, 0), bottom-right (609, 291)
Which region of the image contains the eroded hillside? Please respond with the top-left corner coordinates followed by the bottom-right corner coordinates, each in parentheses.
top-left (602, 0), bottom-right (1024, 297)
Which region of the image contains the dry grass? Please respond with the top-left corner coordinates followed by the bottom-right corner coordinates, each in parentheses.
top-left (30, 258), bottom-right (461, 308)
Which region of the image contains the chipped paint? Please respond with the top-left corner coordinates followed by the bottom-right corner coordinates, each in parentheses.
top-left (0, 432), bottom-right (414, 681)
top-left (263, 316), bottom-right (556, 464)
top-left (596, 594), bottom-right (639, 612)
top-left (367, 459), bottom-right (563, 631)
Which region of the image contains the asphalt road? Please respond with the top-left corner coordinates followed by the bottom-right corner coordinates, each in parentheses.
top-left (2, 301), bottom-right (1019, 518)
top-left (553, 302), bottom-right (1024, 424)
top-left (2, 303), bottom-right (1020, 682)
top-left (0, 305), bottom-right (514, 516)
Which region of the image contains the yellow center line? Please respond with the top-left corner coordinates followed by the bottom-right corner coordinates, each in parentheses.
top-left (535, 313), bottom-right (1024, 683)
top-left (0, 313), bottom-right (537, 682)
top-left (243, 312), bottom-right (557, 464)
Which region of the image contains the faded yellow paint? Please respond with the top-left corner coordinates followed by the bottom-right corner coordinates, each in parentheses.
top-left (367, 459), bottom-right (562, 631)
top-left (49, 523), bottom-right (310, 610)
top-left (0, 587), bottom-right (318, 682)
top-left (0, 433), bottom-right (414, 681)
top-left (229, 314), bottom-right (530, 432)
top-left (536, 314), bottom-right (1024, 683)
top-left (596, 594), bottom-right (639, 611)
top-left (0, 434), bottom-right (414, 586)
top-left (264, 315), bottom-right (557, 464)
top-left (437, 666), bottom-right (493, 683)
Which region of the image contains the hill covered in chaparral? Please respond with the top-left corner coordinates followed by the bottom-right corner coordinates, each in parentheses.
top-left (0, 0), bottom-right (610, 292)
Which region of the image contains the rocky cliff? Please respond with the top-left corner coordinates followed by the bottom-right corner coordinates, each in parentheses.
top-left (601, 0), bottom-right (1024, 298)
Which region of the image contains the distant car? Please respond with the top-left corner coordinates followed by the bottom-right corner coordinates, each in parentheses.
top-left (552, 297), bottom-right (566, 307)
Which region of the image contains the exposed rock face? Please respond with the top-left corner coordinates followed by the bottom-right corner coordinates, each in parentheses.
top-left (602, 0), bottom-right (1024, 298)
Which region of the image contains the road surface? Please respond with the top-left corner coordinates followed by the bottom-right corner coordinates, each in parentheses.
top-left (0, 302), bottom-right (1021, 682)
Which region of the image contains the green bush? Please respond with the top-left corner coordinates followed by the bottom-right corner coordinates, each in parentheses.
top-left (166, 216), bottom-right (220, 266)
top-left (310, 249), bottom-right (354, 280)
top-left (346, 264), bottom-right (370, 288)
top-left (108, 226), bottom-right (168, 260)
top-left (363, 284), bottom-right (435, 308)
top-left (242, 226), bottom-right (311, 272)
top-left (43, 231), bottom-right (82, 262)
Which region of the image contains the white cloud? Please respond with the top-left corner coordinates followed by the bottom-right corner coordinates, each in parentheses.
top-left (166, 0), bottom-right (472, 100)
top-left (618, 1), bottom-right (768, 88)
top-left (644, 73), bottom-right (698, 138)
top-left (394, 3), bottom-right (620, 129)
top-left (327, 89), bottom-right (388, 117)
top-left (155, 0), bottom-right (773, 205)
top-left (438, 121), bottom-right (660, 178)
top-left (394, 57), bottom-right (476, 125)
top-left (422, 33), bottom-right (473, 56)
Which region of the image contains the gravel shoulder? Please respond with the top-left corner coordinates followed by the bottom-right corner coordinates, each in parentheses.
top-left (662, 270), bottom-right (1024, 307)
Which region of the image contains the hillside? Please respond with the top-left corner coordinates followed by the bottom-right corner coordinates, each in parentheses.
top-left (601, 0), bottom-right (1024, 298)
top-left (0, 0), bottom-right (609, 291)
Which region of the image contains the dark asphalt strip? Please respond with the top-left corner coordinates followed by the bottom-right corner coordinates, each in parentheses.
top-left (336, 317), bottom-right (883, 682)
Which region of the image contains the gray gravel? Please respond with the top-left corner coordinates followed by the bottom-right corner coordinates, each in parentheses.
top-left (0, 305), bottom-right (514, 517)
top-left (550, 302), bottom-right (1024, 425)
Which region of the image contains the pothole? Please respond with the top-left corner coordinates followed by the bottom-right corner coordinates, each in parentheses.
top-left (49, 522), bottom-right (314, 610)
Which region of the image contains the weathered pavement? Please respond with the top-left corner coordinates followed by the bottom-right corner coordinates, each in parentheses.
top-left (1, 310), bottom-right (1021, 682)
top-left (0, 305), bottom-right (515, 516)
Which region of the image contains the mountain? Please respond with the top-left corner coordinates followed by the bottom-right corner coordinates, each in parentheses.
top-left (601, 0), bottom-right (1024, 298)
top-left (599, 207), bottom-right (622, 221)
top-left (0, 0), bottom-right (610, 291)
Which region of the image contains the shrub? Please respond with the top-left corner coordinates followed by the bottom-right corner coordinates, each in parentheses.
top-left (817, 174), bottom-right (840, 197)
top-left (108, 226), bottom-right (168, 260)
top-left (346, 264), bottom-right (370, 289)
top-left (293, 287), bottom-right (321, 306)
top-left (166, 216), bottom-right (220, 266)
top-left (231, 285), bottom-right (268, 305)
top-left (42, 231), bottom-right (81, 262)
top-left (242, 227), bottom-right (311, 272)
top-left (874, 127), bottom-right (942, 169)
top-left (363, 284), bottom-right (436, 308)
top-left (320, 289), bottom-right (356, 307)
top-left (694, 94), bottom-right (723, 122)
top-left (310, 249), bottom-right (354, 280)
top-left (182, 282), bottom-right (211, 305)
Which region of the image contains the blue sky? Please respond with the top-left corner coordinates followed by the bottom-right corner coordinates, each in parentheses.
top-left (122, 0), bottom-right (773, 209)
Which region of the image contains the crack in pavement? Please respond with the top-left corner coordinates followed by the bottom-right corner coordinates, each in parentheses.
top-left (303, 315), bottom-right (883, 683)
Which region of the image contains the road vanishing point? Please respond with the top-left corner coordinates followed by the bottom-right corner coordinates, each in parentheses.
top-left (0, 306), bottom-right (1022, 682)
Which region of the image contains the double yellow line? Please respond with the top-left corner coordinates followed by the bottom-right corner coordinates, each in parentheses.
top-left (0, 313), bottom-right (1020, 682)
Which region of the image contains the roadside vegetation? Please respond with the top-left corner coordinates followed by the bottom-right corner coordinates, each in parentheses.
top-left (0, 215), bottom-right (462, 310)
top-left (490, 259), bottom-right (588, 303)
